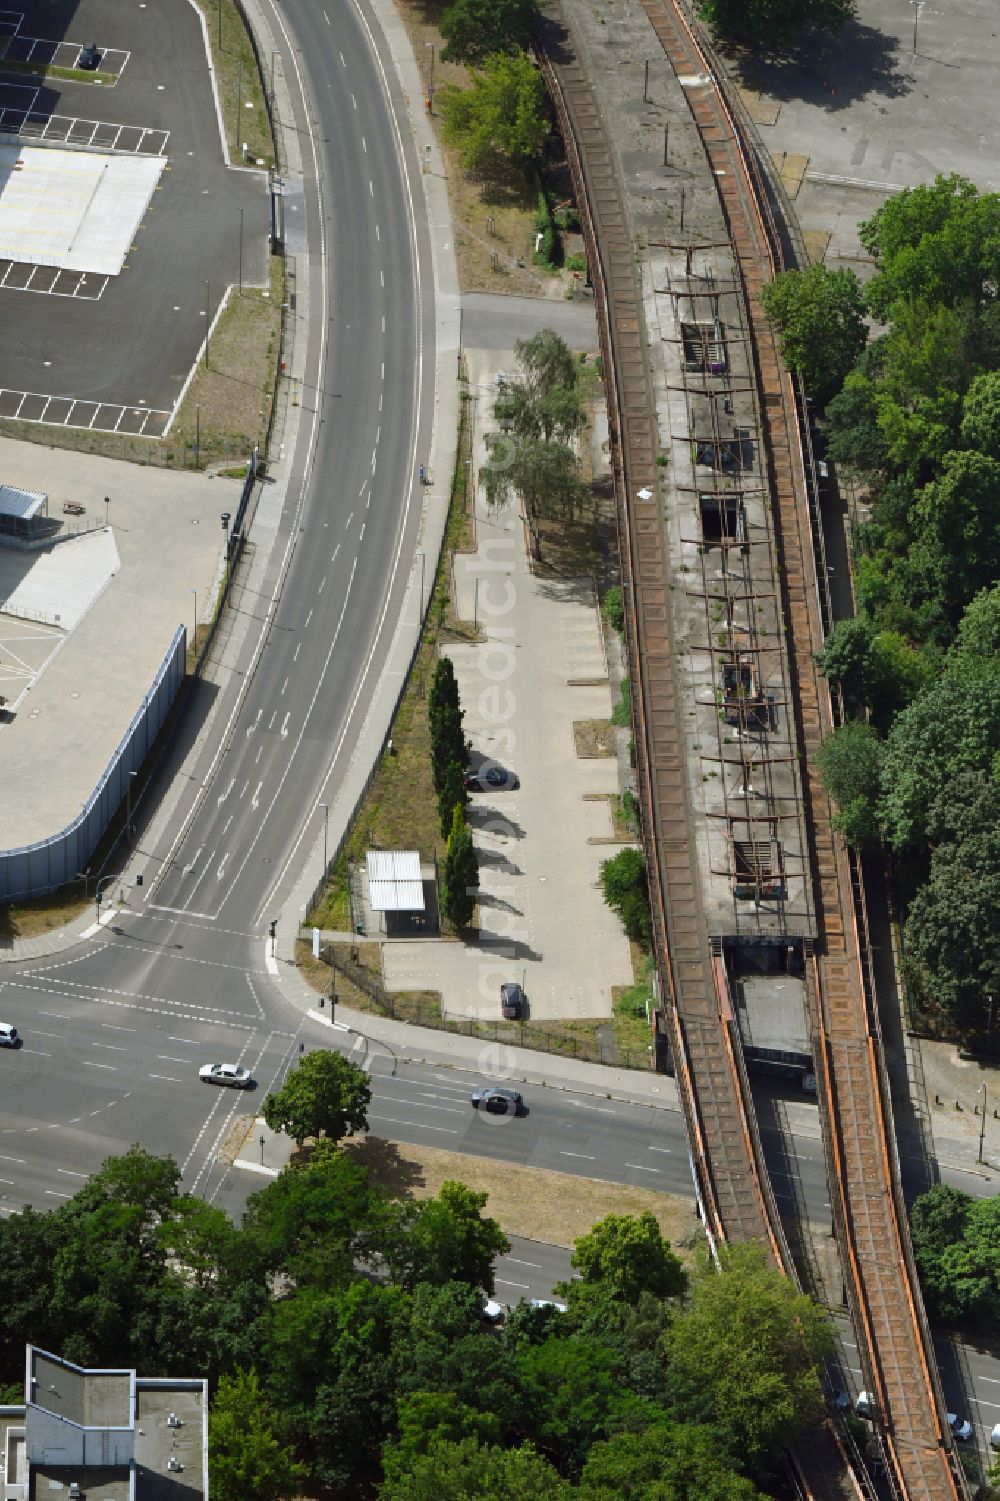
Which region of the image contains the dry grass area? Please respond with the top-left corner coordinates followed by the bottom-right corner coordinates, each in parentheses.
top-left (0, 887), bottom-right (89, 942)
top-left (344, 1134), bottom-right (703, 1258)
top-left (192, 0), bottom-right (273, 167)
top-left (574, 719), bottom-right (616, 758)
top-left (396, 0), bottom-right (570, 298)
top-left (170, 256), bottom-right (283, 464)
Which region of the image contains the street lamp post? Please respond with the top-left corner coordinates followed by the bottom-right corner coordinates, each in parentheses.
top-left (104, 495), bottom-right (110, 527)
top-left (910, 0), bottom-right (924, 55)
top-left (191, 589), bottom-right (198, 650)
top-left (95, 874), bottom-right (117, 925)
top-left (195, 402), bottom-right (201, 468)
top-left (319, 802), bottom-right (329, 874)
top-left (221, 511), bottom-right (231, 592)
top-left (415, 549), bottom-right (425, 619)
top-left (205, 280), bottom-right (211, 369)
top-left (425, 41), bottom-right (435, 107)
top-left (979, 1082), bottom-right (988, 1164)
top-left (126, 769), bottom-right (138, 840)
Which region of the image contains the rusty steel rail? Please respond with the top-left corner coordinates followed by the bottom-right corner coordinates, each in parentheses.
top-left (541, 0), bottom-right (962, 1496)
top-left (535, 33), bottom-right (784, 1267)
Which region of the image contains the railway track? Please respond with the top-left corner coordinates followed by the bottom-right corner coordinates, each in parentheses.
top-left (540, 4), bottom-right (966, 1500)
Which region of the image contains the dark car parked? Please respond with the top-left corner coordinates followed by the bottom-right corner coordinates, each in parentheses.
top-left (501, 982), bottom-right (525, 1020)
top-left (470, 1086), bottom-right (524, 1116)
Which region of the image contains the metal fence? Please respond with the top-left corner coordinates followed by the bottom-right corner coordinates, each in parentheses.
top-left (308, 939), bottom-right (653, 1070)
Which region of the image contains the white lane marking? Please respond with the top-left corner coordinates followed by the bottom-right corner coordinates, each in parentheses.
top-left (367, 1112), bottom-right (458, 1136)
top-left (304, 608), bottom-right (313, 628)
top-left (28, 1029), bottom-right (61, 1039)
top-left (280, 712), bottom-right (290, 738)
top-left (25, 1049), bottom-right (52, 1057)
top-left (45, 1190), bottom-right (71, 1199)
top-left (339, 49), bottom-right (345, 64)
top-left (381, 314), bottom-right (385, 333)
top-left (649, 1145), bottom-right (672, 1153)
top-left (101, 1023), bottom-right (136, 1032)
top-left (246, 708), bottom-right (262, 739)
top-left (257, 0), bottom-right (426, 922)
top-left (265, 942), bottom-right (278, 977)
top-left (83, 1061), bottom-right (117, 1070)
top-left (380, 267), bottom-right (384, 287)
top-left (222, 814), bottom-right (234, 835)
top-left (324, 9), bottom-right (330, 22)
top-left (167, 1037), bottom-right (201, 1045)
top-left (293, 642), bottom-right (301, 662)
top-left (362, 135), bottom-right (367, 152)
top-left (39, 1011), bottom-right (68, 1021)
top-left (57, 1168), bottom-right (87, 1178)
top-left (353, 94), bottom-right (358, 109)
top-left (568, 1099), bottom-right (616, 1115)
top-left (344, 511), bottom-right (354, 530)
top-left (0, 1154), bottom-right (26, 1163)
top-left (158, 1055), bottom-right (191, 1064)
top-left (216, 777), bottom-right (234, 806)
top-left (560, 1150), bottom-right (596, 1160)
top-left (280, 675), bottom-right (289, 695)
top-left (368, 177), bottom-right (373, 193)
top-left (505, 1257), bottom-right (542, 1269)
top-left (216, 852), bottom-right (230, 882)
top-left (359, 522), bottom-right (366, 542)
top-left (92, 1042), bottom-right (127, 1051)
top-left (375, 223), bottom-right (380, 242)
top-left (495, 1278), bottom-right (529, 1290)
top-left (255, 746), bottom-right (263, 764)
top-left (318, 575), bottom-right (326, 593)
top-left (625, 1163), bottom-right (661, 1173)
top-left (251, 781), bottom-right (263, 809)
top-left (149, 1073), bottom-right (182, 1083)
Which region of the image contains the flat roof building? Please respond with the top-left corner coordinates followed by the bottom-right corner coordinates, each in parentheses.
top-left (0, 1348), bottom-right (206, 1501)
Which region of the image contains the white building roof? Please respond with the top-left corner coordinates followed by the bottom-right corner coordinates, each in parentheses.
top-left (366, 849), bottom-right (424, 912)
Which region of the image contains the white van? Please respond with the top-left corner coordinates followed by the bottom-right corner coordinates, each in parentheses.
top-left (0, 1022), bottom-right (19, 1047)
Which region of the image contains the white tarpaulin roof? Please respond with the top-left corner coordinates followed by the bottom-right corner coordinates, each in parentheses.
top-left (0, 484), bottom-right (45, 520)
top-left (366, 849), bottom-right (424, 912)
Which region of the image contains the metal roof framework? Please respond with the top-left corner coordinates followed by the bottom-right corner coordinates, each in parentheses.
top-left (366, 849), bottom-right (424, 912)
top-left (0, 484), bottom-right (45, 520)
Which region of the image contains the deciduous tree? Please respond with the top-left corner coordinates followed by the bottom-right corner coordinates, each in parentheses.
top-left (816, 721), bottom-right (884, 846)
top-left (440, 53), bottom-right (547, 176)
top-left (439, 0), bottom-right (540, 65)
top-left (698, 0), bottom-right (855, 47)
top-left (559, 1212), bottom-right (686, 1306)
top-left (209, 1369), bottom-right (306, 1501)
top-left (442, 824), bottom-right (478, 928)
top-left (759, 264), bottom-right (867, 403)
top-left (262, 1051), bottom-right (371, 1147)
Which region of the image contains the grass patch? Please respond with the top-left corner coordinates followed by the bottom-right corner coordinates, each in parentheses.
top-left (346, 1135), bottom-right (703, 1256)
top-left (573, 719), bottom-right (616, 758)
top-left (305, 393), bottom-right (476, 930)
top-left (0, 60), bottom-right (118, 85)
top-left (192, 0), bottom-right (274, 167)
top-left (0, 886), bottom-right (90, 944)
top-left (171, 255), bottom-right (284, 466)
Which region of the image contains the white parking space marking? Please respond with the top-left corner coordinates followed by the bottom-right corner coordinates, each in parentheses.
top-left (0, 387), bottom-right (170, 436)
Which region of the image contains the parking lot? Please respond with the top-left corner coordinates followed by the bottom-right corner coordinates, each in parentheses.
top-left (0, 0), bottom-right (267, 428)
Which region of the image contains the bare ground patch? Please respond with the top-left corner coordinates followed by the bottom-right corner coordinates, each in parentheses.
top-left (574, 719), bottom-right (616, 758)
top-left (343, 1134), bottom-right (703, 1257)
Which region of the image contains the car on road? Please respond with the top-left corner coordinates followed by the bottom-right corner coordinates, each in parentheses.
top-left (948, 1414), bottom-right (972, 1443)
top-left (991, 1422), bottom-right (1000, 1450)
top-left (470, 1086), bottom-right (524, 1116)
top-left (855, 1391), bottom-right (874, 1419)
top-left (77, 44), bottom-right (102, 70)
top-left (530, 1298), bottom-right (567, 1312)
top-left (482, 1299), bottom-right (504, 1324)
top-left (501, 982), bottom-right (525, 1020)
top-left (199, 1062), bottom-right (253, 1088)
top-left (465, 765), bottom-right (519, 792)
top-left (0, 1022), bottom-right (19, 1047)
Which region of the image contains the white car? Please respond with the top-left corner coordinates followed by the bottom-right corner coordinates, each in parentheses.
top-left (0, 1023), bottom-right (19, 1047)
top-left (199, 1062), bottom-right (253, 1088)
top-left (990, 1422), bottom-right (1000, 1450)
top-left (529, 1299), bottom-right (567, 1313)
top-left (948, 1413), bottom-right (972, 1443)
top-left (856, 1391), bottom-right (874, 1419)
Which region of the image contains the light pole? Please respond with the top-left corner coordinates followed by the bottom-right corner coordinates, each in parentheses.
top-left (425, 41), bottom-right (435, 107)
top-left (221, 511), bottom-right (231, 591)
top-left (319, 802), bottom-right (329, 874)
top-left (415, 549), bottom-right (425, 619)
top-left (195, 401), bottom-right (201, 468)
top-left (104, 495), bottom-right (110, 527)
top-left (95, 874), bottom-right (116, 925)
top-left (205, 280), bottom-right (211, 369)
top-left (910, 0), bottom-right (924, 54)
top-left (979, 1082), bottom-right (988, 1163)
top-left (191, 589), bottom-right (197, 649)
top-left (238, 206), bottom-right (244, 294)
top-left (126, 769), bottom-right (138, 842)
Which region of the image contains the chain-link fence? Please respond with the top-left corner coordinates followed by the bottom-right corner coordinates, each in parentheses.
top-left (310, 940), bottom-right (652, 1070)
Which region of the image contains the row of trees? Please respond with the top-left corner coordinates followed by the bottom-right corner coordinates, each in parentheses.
top-left (0, 1139), bottom-right (835, 1500)
top-left (429, 655), bottom-right (479, 928)
top-left (910, 1183), bottom-right (1000, 1329)
top-left (438, 0), bottom-right (548, 183)
top-left (762, 175), bottom-right (1000, 1031)
top-left (698, 0), bottom-right (855, 48)
top-left (481, 328), bottom-right (588, 559)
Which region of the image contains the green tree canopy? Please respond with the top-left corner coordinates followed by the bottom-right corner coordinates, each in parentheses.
top-left (697, 0), bottom-right (855, 47)
top-left (579, 1417), bottom-right (764, 1501)
top-left (904, 818), bottom-right (1000, 1023)
top-left (481, 432), bottom-right (587, 560)
top-left (815, 720), bottom-right (884, 846)
top-left (440, 52), bottom-right (548, 176)
top-left (243, 1141), bottom-right (378, 1286)
top-left (910, 1185), bottom-right (1000, 1325)
top-left (912, 449), bottom-right (1000, 615)
top-left (558, 1212), bottom-right (686, 1306)
top-left (961, 371), bottom-right (1000, 460)
top-left (879, 653), bottom-right (1000, 848)
top-left (860, 175), bottom-right (1000, 320)
top-left (429, 655), bottom-right (467, 795)
top-left (599, 848), bottom-right (653, 949)
top-left (378, 1436), bottom-right (569, 1501)
top-left (262, 1051), bottom-right (371, 1147)
top-left (662, 1243), bottom-right (833, 1465)
top-left (758, 264), bottom-right (867, 403)
top-left (374, 1181), bottom-right (509, 1293)
top-left (439, 0), bottom-right (540, 65)
top-left (516, 1337), bottom-right (641, 1474)
top-left (442, 824), bottom-right (478, 927)
top-left (209, 1369), bottom-right (306, 1501)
